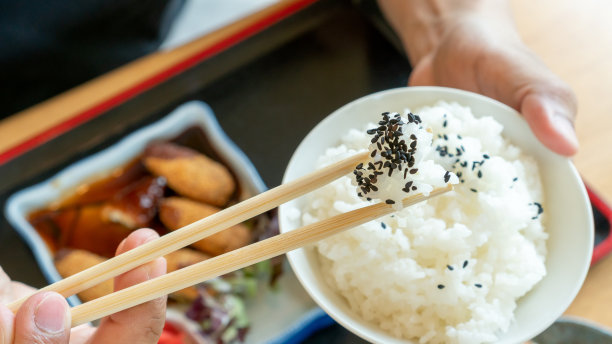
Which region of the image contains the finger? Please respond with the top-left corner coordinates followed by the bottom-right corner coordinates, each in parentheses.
top-left (408, 54), bottom-right (436, 87)
top-left (89, 228), bottom-right (167, 344)
top-left (0, 267), bottom-right (11, 304)
top-left (0, 304), bottom-right (15, 344)
top-left (13, 291), bottom-right (70, 344)
top-left (11, 281), bottom-right (37, 301)
top-left (68, 324), bottom-right (96, 344)
top-left (475, 47), bottom-right (579, 156)
top-left (520, 90), bottom-right (579, 156)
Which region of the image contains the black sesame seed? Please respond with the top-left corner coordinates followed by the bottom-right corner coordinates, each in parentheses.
top-left (381, 222), bottom-right (387, 229)
top-left (447, 265), bottom-right (454, 271)
top-left (371, 150), bottom-right (377, 158)
top-left (356, 163), bottom-right (363, 169)
top-left (443, 120), bottom-right (447, 128)
top-left (385, 199), bottom-right (395, 205)
top-left (475, 284), bottom-right (482, 288)
top-left (463, 260), bottom-right (469, 268)
top-left (513, 177), bottom-right (518, 182)
top-left (444, 171), bottom-right (451, 183)
top-left (458, 135), bottom-right (463, 139)
top-left (483, 154), bottom-right (490, 159)
top-left (366, 197), bottom-right (372, 201)
top-left (367, 129), bottom-right (377, 135)
top-left (370, 185), bottom-right (378, 192)
top-left (404, 168), bottom-right (408, 179)
top-left (443, 134), bottom-right (448, 140)
top-left (411, 186), bottom-right (417, 191)
top-left (534, 202), bottom-right (543, 214)
top-left (477, 170), bottom-right (483, 178)
top-left (437, 284), bottom-right (445, 289)
top-left (531, 202), bottom-right (544, 220)
top-left (470, 188), bottom-right (477, 193)
top-left (405, 181), bottom-right (413, 189)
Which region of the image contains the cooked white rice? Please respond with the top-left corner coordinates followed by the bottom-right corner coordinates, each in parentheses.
top-left (299, 101), bottom-right (547, 344)
top-left (352, 111), bottom-right (458, 209)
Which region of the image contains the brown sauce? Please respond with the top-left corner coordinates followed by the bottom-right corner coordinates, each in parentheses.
top-left (27, 127), bottom-right (246, 258)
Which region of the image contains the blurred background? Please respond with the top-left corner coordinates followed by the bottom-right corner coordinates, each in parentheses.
top-left (0, 0), bottom-right (281, 119)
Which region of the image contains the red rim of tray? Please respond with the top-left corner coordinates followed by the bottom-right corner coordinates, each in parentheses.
top-left (589, 185), bottom-right (612, 265)
top-left (0, 0), bottom-right (319, 166)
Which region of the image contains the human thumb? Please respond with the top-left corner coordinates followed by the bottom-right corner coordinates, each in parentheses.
top-left (13, 292), bottom-right (70, 344)
top-left (520, 92), bottom-right (579, 156)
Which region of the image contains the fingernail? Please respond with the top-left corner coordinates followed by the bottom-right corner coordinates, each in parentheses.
top-left (553, 114), bottom-right (579, 148)
top-left (544, 97), bottom-right (579, 151)
top-left (34, 294), bottom-right (68, 334)
top-left (116, 238), bottom-right (127, 254)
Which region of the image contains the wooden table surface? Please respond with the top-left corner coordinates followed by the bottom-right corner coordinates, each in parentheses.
top-left (512, 0), bottom-right (612, 326)
top-left (1, 0), bottom-right (611, 330)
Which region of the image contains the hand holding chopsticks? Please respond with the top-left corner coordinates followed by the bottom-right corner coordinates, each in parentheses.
top-left (7, 151), bottom-right (452, 328)
top-left (7, 151), bottom-right (368, 313)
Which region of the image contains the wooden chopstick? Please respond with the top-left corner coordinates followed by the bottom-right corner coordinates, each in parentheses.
top-left (70, 184), bottom-right (453, 327)
top-left (8, 151), bottom-right (369, 312)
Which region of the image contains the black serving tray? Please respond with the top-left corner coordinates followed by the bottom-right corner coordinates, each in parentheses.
top-left (0, 0), bottom-right (609, 342)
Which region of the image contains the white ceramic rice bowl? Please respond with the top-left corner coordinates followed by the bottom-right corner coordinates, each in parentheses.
top-left (278, 87), bottom-right (593, 344)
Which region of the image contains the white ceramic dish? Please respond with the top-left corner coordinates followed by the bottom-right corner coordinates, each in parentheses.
top-left (5, 101), bottom-right (329, 344)
top-left (279, 87), bottom-right (593, 344)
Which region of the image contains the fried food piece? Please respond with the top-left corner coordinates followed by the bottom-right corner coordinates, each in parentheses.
top-left (54, 249), bottom-right (113, 302)
top-left (68, 205), bottom-right (134, 258)
top-left (54, 248), bottom-right (209, 303)
top-left (101, 176), bottom-right (166, 229)
top-left (143, 142), bottom-right (235, 207)
top-left (159, 197), bottom-right (251, 256)
top-left (165, 248), bottom-right (210, 302)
